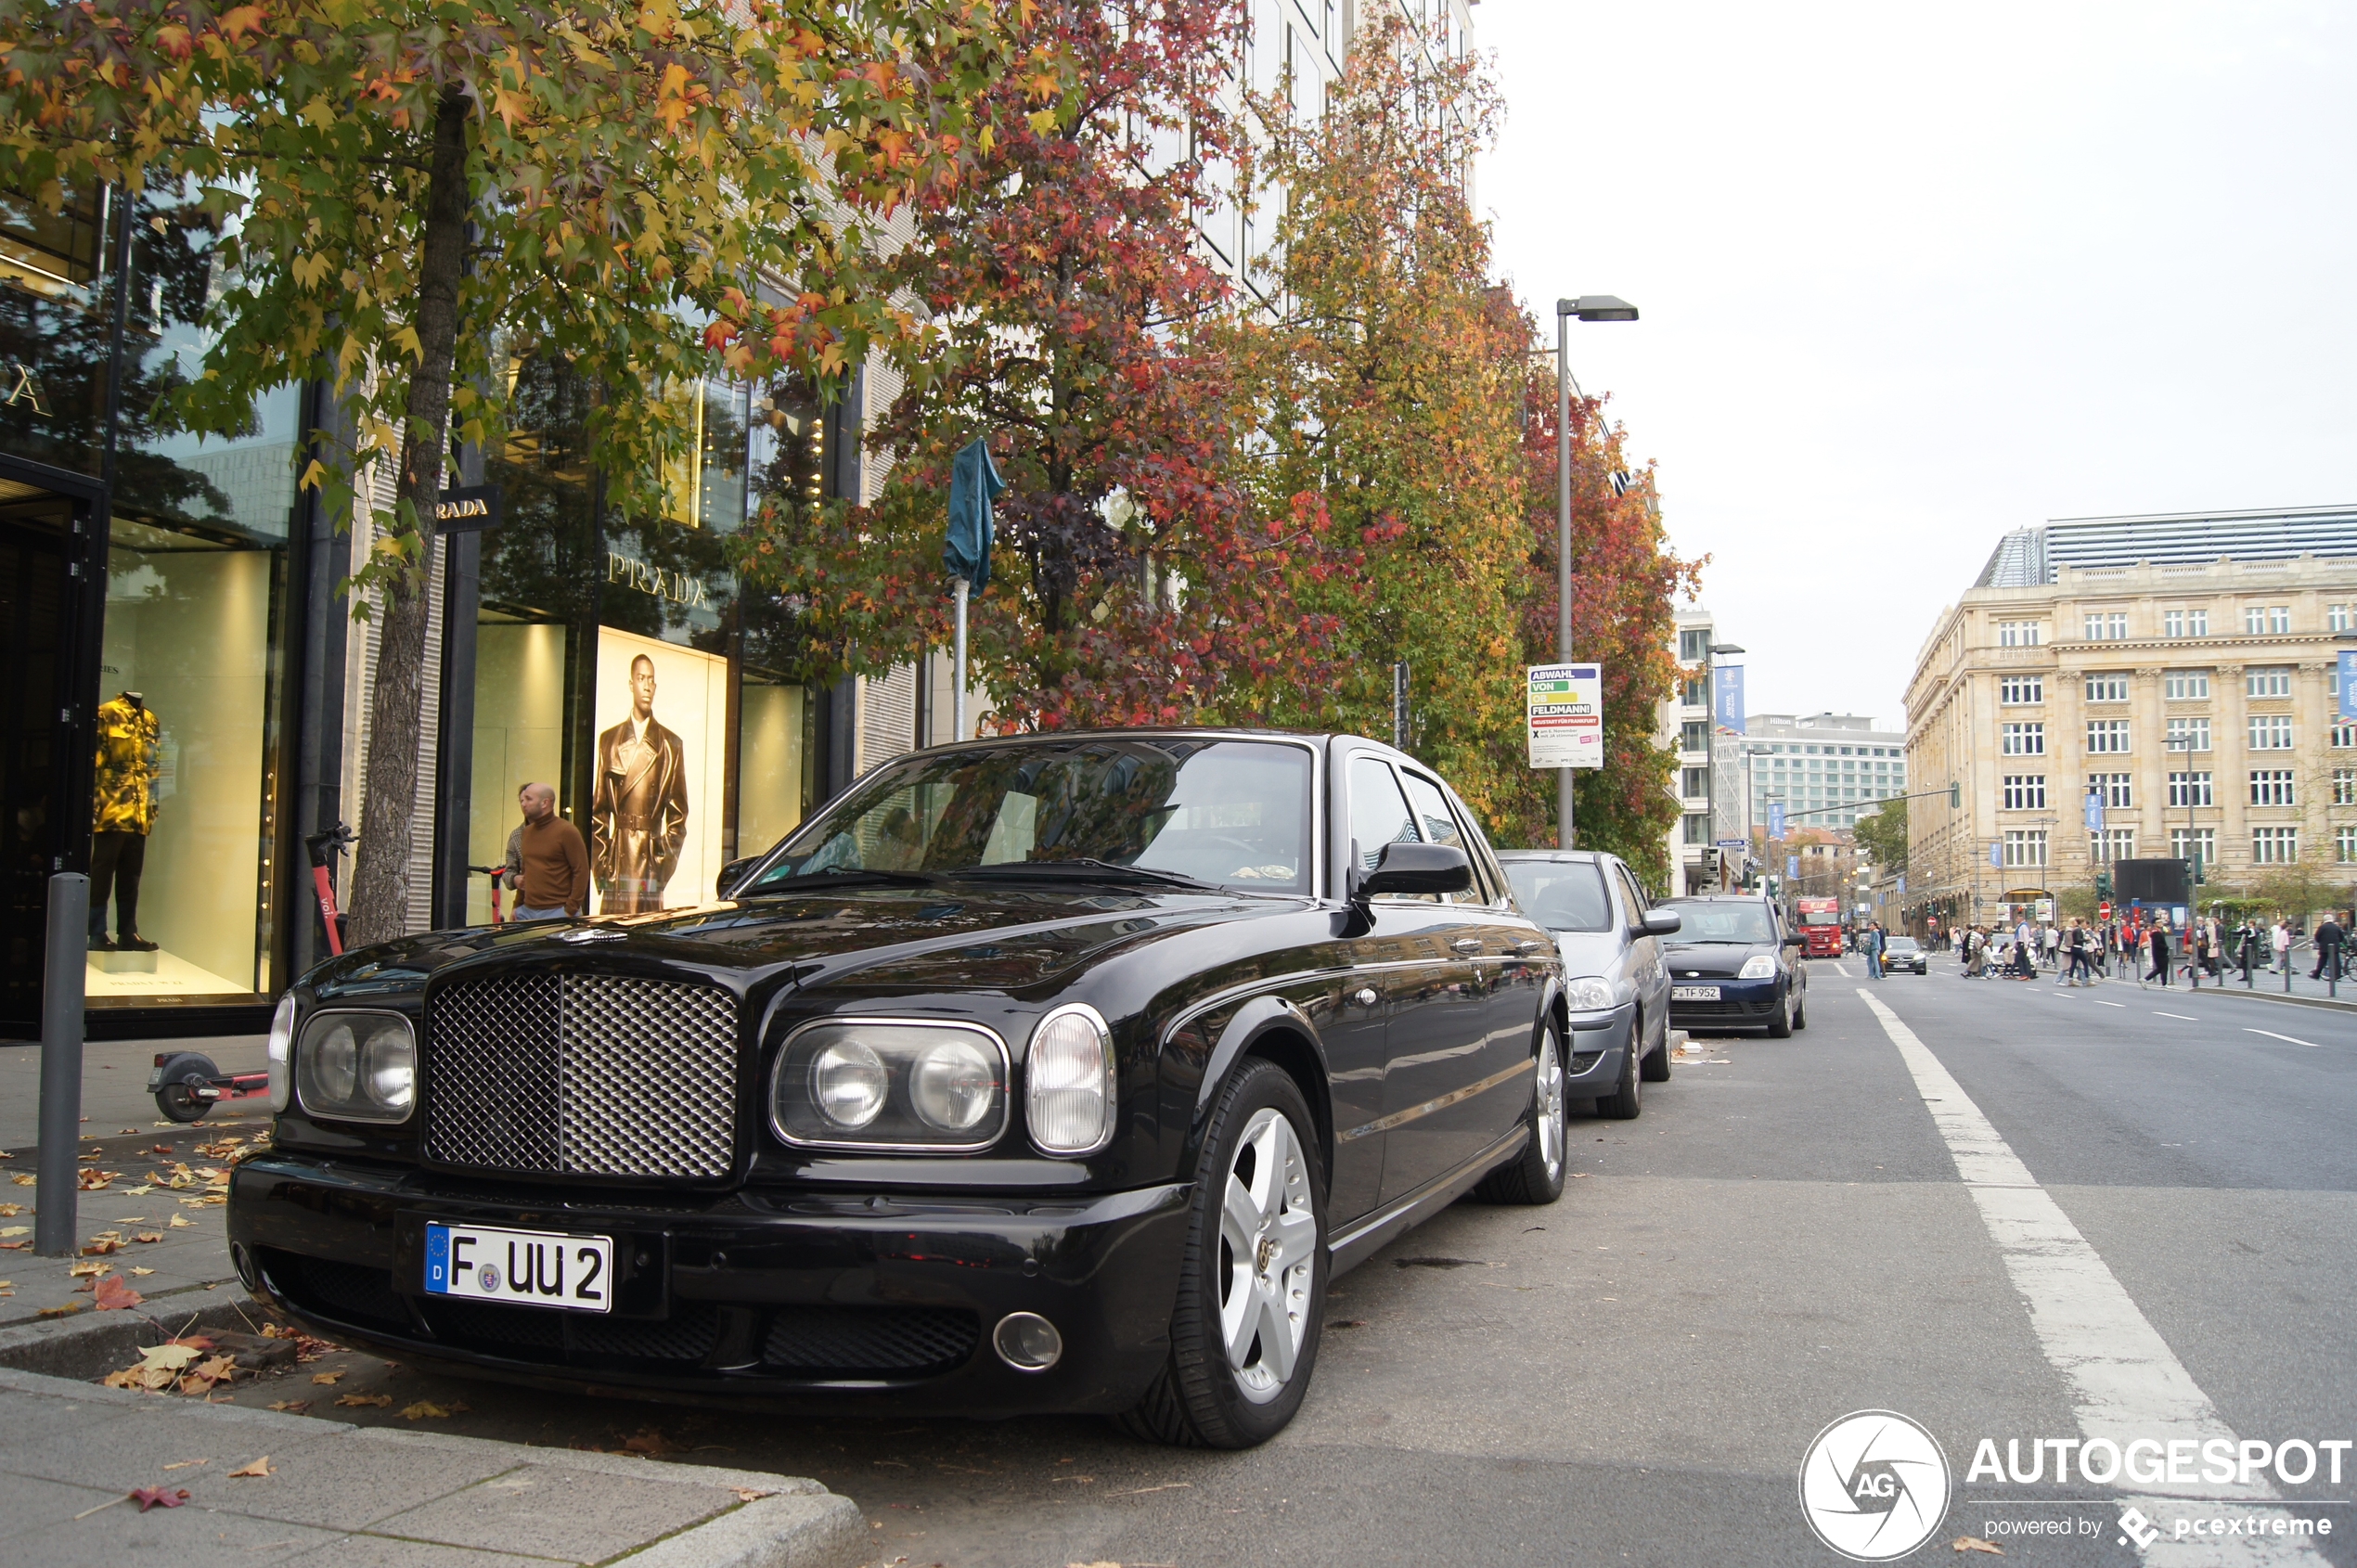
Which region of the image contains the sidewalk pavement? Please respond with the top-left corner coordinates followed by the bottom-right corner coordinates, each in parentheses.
top-left (0, 1034), bottom-right (270, 1150)
top-left (0, 1363), bottom-right (867, 1567)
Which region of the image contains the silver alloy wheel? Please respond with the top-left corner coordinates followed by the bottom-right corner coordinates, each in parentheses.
top-left (1534, 1034), bottom-right (1565, 1180)
top-left (1217, 1105), bottom-right (1318, 1404)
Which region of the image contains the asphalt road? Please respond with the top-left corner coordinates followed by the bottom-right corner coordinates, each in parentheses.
top-left (237, 970), bottom-right (2357, 1566)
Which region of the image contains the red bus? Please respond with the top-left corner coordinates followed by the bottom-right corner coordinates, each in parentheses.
top-left (1794, 897), bottom-right (1844, 958)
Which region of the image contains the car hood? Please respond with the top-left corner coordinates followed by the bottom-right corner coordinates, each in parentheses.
top-left (1549, 929), bottom-right (1627, 978)
top-left (305, 884), bottom-right (1280, 1002)
top-left (1661, 944), bottom-right (1776, 979)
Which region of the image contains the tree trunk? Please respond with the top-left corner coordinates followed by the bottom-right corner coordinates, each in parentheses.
top-left (344, 87), bottom-right (470, 948)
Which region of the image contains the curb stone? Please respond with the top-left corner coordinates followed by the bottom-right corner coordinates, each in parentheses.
top-left (0, 1364), bottom-right (870, 1568)
top-left (0, 1295), bottom-right (258, 1379)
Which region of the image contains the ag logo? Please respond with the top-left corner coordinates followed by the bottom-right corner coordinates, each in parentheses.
top-left (1797, 1409), bottom-right (1952, 1562)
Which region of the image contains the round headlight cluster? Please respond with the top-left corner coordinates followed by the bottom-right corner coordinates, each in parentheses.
top-left (1563, 976), bottom-right (1615, 1011)
top-left (773, 1022), bottom-right (1009, 1150)
top-left (265, 993), bottom-right (297, 1113)
top-left (809, 1040), bottom-right (890, 1129)
top-left (295, 1011), bottom-right (415, 1124)
top-left (1738, 953), bottom-right (1778, 980)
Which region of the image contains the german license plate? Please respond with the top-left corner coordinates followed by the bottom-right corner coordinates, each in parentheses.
top-left (1670, 984), bottom-right (1721, 1002)
top-left (424, 1223), bottom-right (613, 1314)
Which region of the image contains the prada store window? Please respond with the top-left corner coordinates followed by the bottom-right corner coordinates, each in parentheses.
top-left (89, 187), bottom-right (297, 1004)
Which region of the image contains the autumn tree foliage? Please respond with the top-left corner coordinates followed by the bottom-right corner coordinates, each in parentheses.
top-left (0, 0), bottom-right (1014, 942)
top-left (1509, 377), bottom-right (1701, 888)
top-left (1237, 7), bottom-right (1533, 824)
top-left (731, 0), bottom-right (1354, 730)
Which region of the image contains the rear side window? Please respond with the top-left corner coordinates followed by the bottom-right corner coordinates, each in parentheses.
top-left (1613, 865), bottom-right (1649, 924)
top-left (1348, 758), bottom-right (1419, 877)
top-left (1501, 860), bottom-right (1613, 932)
top-left (1399, 771), bottom-right (1479, 904)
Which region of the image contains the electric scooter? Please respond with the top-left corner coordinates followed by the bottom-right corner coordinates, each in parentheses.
top-left (148, 823), bottom-right (355, 1124)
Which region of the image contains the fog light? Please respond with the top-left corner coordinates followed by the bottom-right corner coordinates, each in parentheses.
top-left (992, 1311), bottom-right (1063, 1372)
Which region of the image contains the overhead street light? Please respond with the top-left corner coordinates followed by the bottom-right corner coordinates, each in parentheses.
top-left (1553, 293), bottom-right (1641, 850)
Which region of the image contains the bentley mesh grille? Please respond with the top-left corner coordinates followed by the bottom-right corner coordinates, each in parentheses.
top-left (424, 972), bottom-right (739, 1179)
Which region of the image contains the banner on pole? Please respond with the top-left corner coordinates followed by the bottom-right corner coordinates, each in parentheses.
top-left (2339, 649), bottom-right (2357, 723)
top-left (1526, 663), bottom-right (1604, 769)
top-left (1768, 802), bottom-right (1785, 839)
top-left (1713, 662), bottom-right (1745, 735)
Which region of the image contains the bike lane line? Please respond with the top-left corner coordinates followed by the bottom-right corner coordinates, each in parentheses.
top-left (1855, 987), bottom-right (2333, 1566)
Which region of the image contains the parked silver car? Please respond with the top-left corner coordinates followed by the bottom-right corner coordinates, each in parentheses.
top-left (1496, 851), bottom-right (1680, 1119)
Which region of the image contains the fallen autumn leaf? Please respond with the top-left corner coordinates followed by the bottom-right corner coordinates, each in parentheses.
top-left (226, 1456), bottom-right (273, 1478)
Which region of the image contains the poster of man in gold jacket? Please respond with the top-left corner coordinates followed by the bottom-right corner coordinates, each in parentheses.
top-left (591, 653), bottom-right (690, 914)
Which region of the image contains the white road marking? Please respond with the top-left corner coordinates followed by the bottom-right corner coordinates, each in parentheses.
top-left (1855, 988), bottom-right (2329, 1564)
top-left (2154, 1012), bottom-right (2198, 1022)
top-left (1832, 962), bottom-right (1854, 977)
top-left (2093, 999), bottom-right (2127, 1008)
top-left (2245, 1028), bottom-right (2321, 1049)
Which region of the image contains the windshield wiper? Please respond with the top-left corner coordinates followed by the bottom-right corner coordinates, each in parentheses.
top-left (752, 868), bottom-right (939, 892)
top-left (953, 858), bottom-right (1227, 892)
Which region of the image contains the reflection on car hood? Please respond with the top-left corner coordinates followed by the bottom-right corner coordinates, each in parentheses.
top-left (1662, 945), bottom-right (1774, 979)
top-left (305, 885), bottom-right (1272, 1001)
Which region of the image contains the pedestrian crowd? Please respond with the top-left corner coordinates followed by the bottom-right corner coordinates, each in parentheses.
top-left (1932, 908), bottom-right (2354, 988)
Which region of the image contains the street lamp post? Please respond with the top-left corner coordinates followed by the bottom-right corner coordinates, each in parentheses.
top-left (1554, 294), bottom-right (1639, 849)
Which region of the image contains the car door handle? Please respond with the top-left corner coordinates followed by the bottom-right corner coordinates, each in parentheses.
top-left (1353, 987), bottom-right (1379, 1007)
top-left (1451, 937), bottom-right (1484, 954)
top-left (1513, 939), bottom-right (1550, 954)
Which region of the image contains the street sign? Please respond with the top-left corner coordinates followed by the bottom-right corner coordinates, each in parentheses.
top-left (2339, 649), bottom-right (2357, 723)
top-left (1768, 802), bottom-right (1785, 838)
top-left (1713, 838), bottom-right (1745, 850)
top-left (1525, 662), bottom-right (1604, 769)
top-left (2099, 900), bottom-right (2113, 920)
top-left (2034, 898), bottom-right (2054, 923)
top-left (1713, 662), bottom-right (1745, 735)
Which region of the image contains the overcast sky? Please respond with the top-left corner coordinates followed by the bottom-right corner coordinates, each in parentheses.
top-left (1479, 1), bottom-right (2357, 732)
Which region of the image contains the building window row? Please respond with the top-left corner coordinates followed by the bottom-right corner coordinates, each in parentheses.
top-left (2168, 770), bottom-right (2213, 807)
top-left (2083, 611), bottom-right (2129, 641)
top-left (2172, 828), bottom-right (2217, 866)
top-left (2250, 714), bottom-right (2295, 751)
top-left (1999, 621), bottom-right (2043, 647)
top-left (2164, 670), bottom-right (2210, 700)
top-left (1999, 675), bottom-right (2043, 705)
top-left (2253, 826), bottom-right (2299, 864)
top-left (2084, 673), bottom-right (2130, 702)
top-left (2086, 719), bottom-right (2131, 753)
top-left (2249, 769), bottom-right (2297, 806)
top-left (2246, 605), bottom-right (2293, 636)
top-left (2002, 775), bottom-right (2045, 810)
top-left (2003, 829), bottom-right (2048, 868)
top-left (2164, 608), bottom-right (2210, 638)
top-left (2088, 772), bottom-right (2132, 807)
top-left (2247, 665), bottom-right (2293, 698)
top-left (2001, 722), bottom-right (2045, 755)
top-left (2168, 716), bottom-right (2211, 752)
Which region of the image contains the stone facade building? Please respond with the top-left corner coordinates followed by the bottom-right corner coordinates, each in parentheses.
top-left (1902, 507), bottom-right (2357, 930)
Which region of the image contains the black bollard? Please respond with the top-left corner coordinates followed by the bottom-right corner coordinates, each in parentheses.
top-left (34, 874), bottom-right (89, 1258)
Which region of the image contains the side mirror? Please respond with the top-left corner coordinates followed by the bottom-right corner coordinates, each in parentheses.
top-left (716, 855), bottom-right (757, 898)
top-left (1359, 842), bottom-right (1474, 898)
top-left (1640, 909), bottom-right (1681, 936)
top-left (1784, 933), bottom-right (1805, 947)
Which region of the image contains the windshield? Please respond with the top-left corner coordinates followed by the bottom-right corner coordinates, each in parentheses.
top-left (746, 738), bottom-right (1312, 895)
top-left (1797, 907), bottom-right (1838, 925)
top-left (1887, 936), bottom-right (1919, 952)
top-left (1659, 900), bottom-right (1777, 945)
top-left (1501, 860), bottom-right (1612, 932)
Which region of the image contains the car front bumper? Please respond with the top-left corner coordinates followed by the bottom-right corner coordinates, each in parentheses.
top-left (227, 1153), bottom-right (1191, 1417)
top-left (1561, 1001), bottom-right (1638, 1088)
top-left (1668, 977), bottom-right (1784, 1030)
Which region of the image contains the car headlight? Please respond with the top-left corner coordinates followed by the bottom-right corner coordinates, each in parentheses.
top-left (1563, 976), bottom-right (1616, 1011)
top-left (1738, 953), bottom-right (1777, 980)
top-left (294, 1010), bottom-right (414, 1124)
top-left (266, 993), bottom-right (297, 1112)
top-left (770, 1021), bottom-right (1009, 1151)
top-left (1026, 1004), bottom-right (1117, 1157)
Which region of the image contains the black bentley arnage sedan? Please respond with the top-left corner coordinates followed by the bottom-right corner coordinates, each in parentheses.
top-left (229, 730), bottom-right (1569, 1447)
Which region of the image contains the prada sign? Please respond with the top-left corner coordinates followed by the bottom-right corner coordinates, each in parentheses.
top-left (606, 549), bottom-right (711, 610)
top-left (434, 484), bottom-right (504, 533)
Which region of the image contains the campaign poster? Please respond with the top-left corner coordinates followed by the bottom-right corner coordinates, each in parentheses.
top-left (590, 626), bottom-right (728, 915)
top-left (1526, 662), bottom-right (1604, 769)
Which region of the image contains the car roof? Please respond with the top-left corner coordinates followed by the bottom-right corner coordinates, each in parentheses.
top-left (1495, 850), bottom-right (1605, 863)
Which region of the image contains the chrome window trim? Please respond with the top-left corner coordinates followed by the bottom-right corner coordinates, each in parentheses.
top-left (766, 1016), bottom-right (1013, 1155)
top-left (293, 1008), bottom-right (419, 1126)
top-left (1025, 1001), bottom-right (1120, 1159)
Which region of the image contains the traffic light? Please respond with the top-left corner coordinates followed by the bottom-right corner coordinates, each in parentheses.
top-left (2095, 870), bottom-right (2111, 900)
top-left (1948, 780), bottom-right (1960, 808)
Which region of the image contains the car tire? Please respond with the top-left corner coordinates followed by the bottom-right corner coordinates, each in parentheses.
top-left (1791, 991), bottom-right (1809, 1031)
top-left (1767, 986), bottom-right (1795, 1038)
top-left (1475, 1022), bottom-right (1567, 1205)
top-left (1639, 1012), bottom-right (1672, 1083)
top-left (1595, 1025), bottom-right (1642, 1120)
top-left (1114, 1058), bottom-right (1326, 1450)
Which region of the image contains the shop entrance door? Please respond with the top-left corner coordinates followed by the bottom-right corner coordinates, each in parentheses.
top-left (0, 490), bottom-right (71, 1028)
